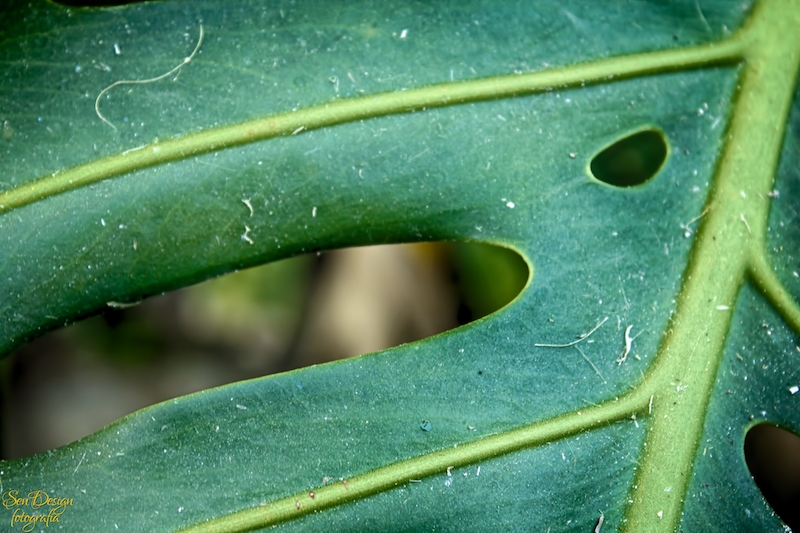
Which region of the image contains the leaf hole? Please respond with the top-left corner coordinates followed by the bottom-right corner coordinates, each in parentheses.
top-left (1, 242), bottom-right (528, 458)
top-left (589, 128), bottom-right (668, 187)
top-left (744, 423), bottom-right (800, 529)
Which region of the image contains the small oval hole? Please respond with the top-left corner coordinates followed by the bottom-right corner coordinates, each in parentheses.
top-left (744, 423), bottom-right (800, 529)
top-left (589, 129), bottom-right (668, 187)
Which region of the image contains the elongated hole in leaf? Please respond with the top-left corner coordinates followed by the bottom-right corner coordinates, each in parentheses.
top-left (1, 242), bottom-right (528, 459)
top-left (744, 423), bottom-right (800, 530)
top-left (589, 129), bottom-right (668, 187)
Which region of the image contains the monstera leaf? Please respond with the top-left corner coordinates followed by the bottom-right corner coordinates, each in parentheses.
top-left (2, 0), bottom-right (800, 531)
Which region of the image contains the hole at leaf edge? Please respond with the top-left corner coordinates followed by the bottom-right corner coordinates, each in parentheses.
top-left (744, 423), bottom-right (800, 530)
top-left (589, 128), bottom-right (668, 187)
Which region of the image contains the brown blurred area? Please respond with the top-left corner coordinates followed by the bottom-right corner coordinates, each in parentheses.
top-left (0, 242), bottom-right (526, 459)
top-left (745, 424), bottom-right (800, 529)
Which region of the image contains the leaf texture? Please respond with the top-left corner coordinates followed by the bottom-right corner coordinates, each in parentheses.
top-left (1, 0), bottom-right (799, 531)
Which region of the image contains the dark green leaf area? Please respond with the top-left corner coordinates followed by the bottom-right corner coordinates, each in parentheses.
top-left (590, 129), bottom-right (668, 187)
top-left (0, 67), bottom-right (736, 356)
top-left (681, 284), bottom-right (800, 532)
top-left (282, 421), bottom-right (644, 533)
top-left (0, 407), bottom-right (643, 533)
top-left (1, 69), bottom-right (735, 532)
top-left (766, 82), bottom-right (800, 304)
top-left (0, 0), bottom-right (751, 190)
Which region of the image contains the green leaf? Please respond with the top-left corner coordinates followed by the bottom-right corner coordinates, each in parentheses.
top-left (2, 0), bottom-right (800, 531)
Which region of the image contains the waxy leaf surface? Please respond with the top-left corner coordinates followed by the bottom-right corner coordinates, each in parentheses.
top-left (1, 0), bottom-right (800, 531)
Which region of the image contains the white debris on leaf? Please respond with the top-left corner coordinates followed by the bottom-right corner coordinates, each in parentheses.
top-left (616, 325), bottom-right (634, 364)
top-left (242, 198), bottom-right (254, 216)
top-left (501, 198), bottom-right (515, 209)
top-left (241, 226), bottom-right (254, 245)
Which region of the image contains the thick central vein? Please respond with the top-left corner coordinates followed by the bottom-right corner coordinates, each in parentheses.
top-left (621, 0), bottom-right (800, 531)
top-left (0, 32), bottom-right (741, 214)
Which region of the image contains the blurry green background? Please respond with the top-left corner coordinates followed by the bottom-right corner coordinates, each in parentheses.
top-left (0, 242), bottom-right (527, 459)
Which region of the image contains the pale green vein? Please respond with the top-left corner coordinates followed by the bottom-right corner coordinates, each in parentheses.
top-left (749, 252), bottom-right (800, 336)
top-left (177, 391), bottom-right (651, 533)
top-left (0, 31), bottom-right (743, 215)
top-left (621, 0), bottom-right (800, 531)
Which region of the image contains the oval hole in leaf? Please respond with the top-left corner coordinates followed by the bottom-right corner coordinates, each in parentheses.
top-left (589, 129), bottom-right (668, 187)
top-left (1, 241), bottom-right (528, 459)
top-left (744, 423), bottom-right (800, 530)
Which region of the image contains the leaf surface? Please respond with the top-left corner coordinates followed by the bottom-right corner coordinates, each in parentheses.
top-left (1, 0), bottom-right (800, 531)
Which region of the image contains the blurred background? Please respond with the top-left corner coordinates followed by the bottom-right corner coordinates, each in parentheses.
top-left (0, 241), bottom-right (528, 459)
